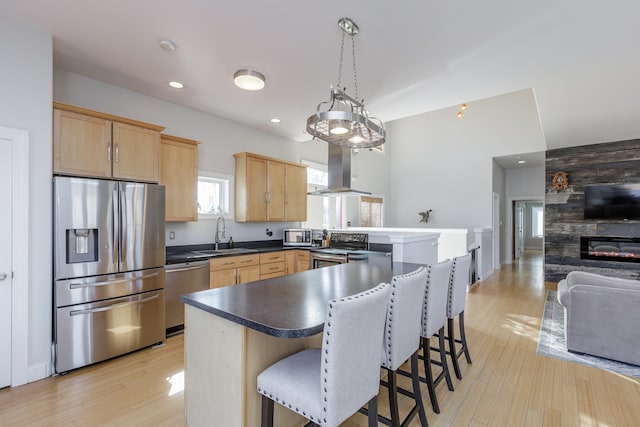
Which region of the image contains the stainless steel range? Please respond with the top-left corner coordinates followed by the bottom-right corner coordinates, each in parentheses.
top-left (309, 232), bottom-right (370, 268)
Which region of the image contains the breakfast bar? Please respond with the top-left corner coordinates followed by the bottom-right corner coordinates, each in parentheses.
top-left (181, 257), bottom-right (423, 427)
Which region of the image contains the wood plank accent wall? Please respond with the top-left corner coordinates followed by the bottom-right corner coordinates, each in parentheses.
top-left (545, 139), bottom-right (640, 282)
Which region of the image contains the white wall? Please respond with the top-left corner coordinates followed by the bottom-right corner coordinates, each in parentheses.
top-left (385, 88), bottom-right (546, 231)
top-left (506, 166), bottom-right (545, 199)
top-left (0, 15), bottom-right (53, 381)
top-left (54, 69), bottom-right (307, 245)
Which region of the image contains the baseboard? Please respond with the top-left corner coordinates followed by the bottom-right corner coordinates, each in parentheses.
top-left (28, 360), bottom-right (51, 383)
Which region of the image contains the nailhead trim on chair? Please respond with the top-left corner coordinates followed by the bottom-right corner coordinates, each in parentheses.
top-left (422, 267), bottom-right (432, 334)
top-left (447, 259), bottom-right (458, 315)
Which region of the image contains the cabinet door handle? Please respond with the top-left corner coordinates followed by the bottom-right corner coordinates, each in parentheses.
top-left (107, 144), bottom-right (111, 162)
top-left (269, 266), bottom-right (279, 271)
top-left (115, 143), bottom-right (119, 163)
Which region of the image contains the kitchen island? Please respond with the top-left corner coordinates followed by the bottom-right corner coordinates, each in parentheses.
top-left (181, 256), bottom-right (424, 427)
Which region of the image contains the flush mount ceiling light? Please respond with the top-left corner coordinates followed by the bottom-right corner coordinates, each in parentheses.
top-left (233, 69), bottom-right (266, 91)
top-left (306, 17), bottom-right (385, 149)
top-left (168, 81), bottom-right (184, 89)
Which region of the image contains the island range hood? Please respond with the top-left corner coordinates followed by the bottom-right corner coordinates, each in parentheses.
top-left (308, 144), bottom-right (371, 196)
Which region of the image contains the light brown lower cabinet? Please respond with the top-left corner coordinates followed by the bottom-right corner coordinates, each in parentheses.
top-left (209, 250), bottom-right (310, 288)
top-left (209, 254), bottom-right (260, 288)
top-left (286, 250), bottom-right (311, 274)
top-left (297, 251), bottom-right (310, 272)
top-left (259, 251), bottom-right (286, 279)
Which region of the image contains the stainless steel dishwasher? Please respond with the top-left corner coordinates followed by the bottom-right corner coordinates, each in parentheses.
top-left (165, 260), bottom-right (210, 334)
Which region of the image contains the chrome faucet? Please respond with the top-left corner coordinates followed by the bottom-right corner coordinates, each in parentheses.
top-left (215, 216), bottom-right (226, 250)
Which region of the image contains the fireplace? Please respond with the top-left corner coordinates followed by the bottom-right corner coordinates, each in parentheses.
top-left (580, 236), bottom-right (640, 263)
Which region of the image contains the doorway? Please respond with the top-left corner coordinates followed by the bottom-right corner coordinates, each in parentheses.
top-left (0, 127), bottom-right (30, 388)
top-left (509, 198), bottom-right (544, 261)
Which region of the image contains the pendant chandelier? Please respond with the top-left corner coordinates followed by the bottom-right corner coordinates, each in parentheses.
top-left (306, 18), bottom-right (386, 149)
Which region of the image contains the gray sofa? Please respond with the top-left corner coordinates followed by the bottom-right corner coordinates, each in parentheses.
top-left (557, 271), bottom-right (640, 366)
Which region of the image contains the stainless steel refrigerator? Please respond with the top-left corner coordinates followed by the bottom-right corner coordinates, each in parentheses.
top-left (53, 176), bottom-right (166, 373)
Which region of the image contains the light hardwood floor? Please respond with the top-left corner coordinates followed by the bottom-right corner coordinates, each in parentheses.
top-left (2, 252), bottom-right (639, 426)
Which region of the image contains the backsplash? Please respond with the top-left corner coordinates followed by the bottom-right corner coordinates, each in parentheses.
top-left (165, 218), bottom-right (299, 247)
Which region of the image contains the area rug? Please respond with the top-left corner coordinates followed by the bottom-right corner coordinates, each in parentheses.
top-left (537, 290), bottom-right (640, 378)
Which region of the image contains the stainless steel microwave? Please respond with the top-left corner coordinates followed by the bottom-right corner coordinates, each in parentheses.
top-left (283, 228), bottom-right (313, 247)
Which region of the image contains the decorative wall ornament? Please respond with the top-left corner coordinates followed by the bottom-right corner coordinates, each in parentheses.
top-left (552, 171), bottom-right (569, 191)
top-left (419, 209), bottom-right (433, 223)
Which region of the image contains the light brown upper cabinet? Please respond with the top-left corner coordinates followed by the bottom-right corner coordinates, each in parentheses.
top-left (284, 163), bottom-right (308, 221)
top-left (159, 134), bottom-right (199, 222)
top-left (53, 102), bottom-right (164, 182)
top-left (234, 152), bottom-right (307, 222)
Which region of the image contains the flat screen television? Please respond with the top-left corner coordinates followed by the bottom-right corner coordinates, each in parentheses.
top-left (584, 183), bottom-right (640, 220)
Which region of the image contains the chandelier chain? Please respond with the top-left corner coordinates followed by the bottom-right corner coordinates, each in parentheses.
top-left (336, 30), bottom-right (359, 101)
top-left (337, 31), bottom-right (345, 89)
top-left (351, 35), bottom-right (359, 102)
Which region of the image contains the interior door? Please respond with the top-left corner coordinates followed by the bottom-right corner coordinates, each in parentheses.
top-left (0, 137), bottom-right (12, 388)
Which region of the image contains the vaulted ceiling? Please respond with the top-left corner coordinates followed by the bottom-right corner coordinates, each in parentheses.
top-left (2, 1), bottom-right (639, 151)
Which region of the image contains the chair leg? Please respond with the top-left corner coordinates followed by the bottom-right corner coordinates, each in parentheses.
top-left (261, 395), bottom-right (274, 427)
top-left (459, 311), bottom-right (472, 364)
top-left (422, 336), bottom-right (440, 414)
top-left (387, 369), bottom-right (401, 427)
top-left (367, 396), bottom-right (378, 427)
top-left (448, 317), bottom-right (463, 379)
top-left (411, 351), bottom-right (429, 427)
top-left (438, 326), bottom-right (454, 392)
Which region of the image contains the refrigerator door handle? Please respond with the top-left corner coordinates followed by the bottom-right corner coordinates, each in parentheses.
top-left (68, 272), bottom-right (159, 289)
top-left (120, 189), bottom-right (127, 262)
top-left (69, 293), bottom-right (159, 316)
top-left (112, 189), bottom-right (119, 263)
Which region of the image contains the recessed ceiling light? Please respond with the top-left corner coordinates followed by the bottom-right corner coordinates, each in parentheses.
top-left (517, 160), bottom-right (526, 164)
top-left (456, 111), bottom-right (464, 119)
top-left (168, 81), bottom-right (184, 89)
top-left (270, 118), bottom-right (281, 123)
top-left (459, 103), bottom-right (468, 111)
top-left (233, 69), bottom-right (266, 91)
top-left (159, 39), bottom-right (177, 52)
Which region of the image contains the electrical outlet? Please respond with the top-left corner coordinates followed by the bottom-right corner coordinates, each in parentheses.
top-left (266, 228), bottom-right (273, 237)
top-left (169, 231), bottom-right (176, 240)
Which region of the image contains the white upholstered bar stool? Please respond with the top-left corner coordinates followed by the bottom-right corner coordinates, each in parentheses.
top-left (420, 259), bottom-right (455, 414)
top-left (371, 267), bottom-right (429, 427)
top-left (257, 282), bottom-right (391, 427)
top-left (446, 253), bottom-right (473, 379)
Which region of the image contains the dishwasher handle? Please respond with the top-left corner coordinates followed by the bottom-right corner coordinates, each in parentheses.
top-left (166, 263), bottom-right (209, 274)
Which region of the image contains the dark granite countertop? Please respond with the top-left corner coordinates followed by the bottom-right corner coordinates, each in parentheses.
top-left (181, 256), bottom-right (424, 338)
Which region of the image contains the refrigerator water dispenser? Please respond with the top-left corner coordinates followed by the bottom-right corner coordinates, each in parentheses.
top-left (66, 228), bottom-right (99, 263)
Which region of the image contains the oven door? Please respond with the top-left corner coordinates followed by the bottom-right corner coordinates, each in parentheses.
top-left (310, 252), bottom-right (347, 269)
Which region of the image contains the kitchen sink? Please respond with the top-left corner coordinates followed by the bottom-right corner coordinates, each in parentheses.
top-left (191, 248), bottom-right (258, 256)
